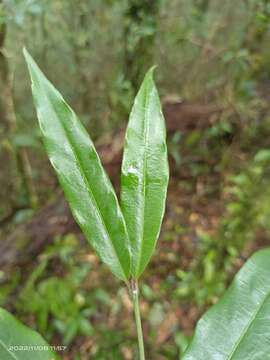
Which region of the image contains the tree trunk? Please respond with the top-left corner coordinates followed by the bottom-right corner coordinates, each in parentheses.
top-left (0, 3), bottom-right (38, 219)
top-left (194, 0), bottom-right (210, 12)
top-left (123, 0), bottom-right (160, 94)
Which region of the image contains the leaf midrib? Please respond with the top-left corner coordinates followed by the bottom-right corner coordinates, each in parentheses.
top-left (0, 338), bottom-right (17, 359)
top-left (135, 80), bottom-right (153, 275)
top-left (227, 286), bottom-right (270, 359)
top-left (38, 81), bottom-right (127, 279)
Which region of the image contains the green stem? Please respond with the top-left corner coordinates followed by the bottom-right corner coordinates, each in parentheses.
top-left (131, 279), bottom-right (145, 360)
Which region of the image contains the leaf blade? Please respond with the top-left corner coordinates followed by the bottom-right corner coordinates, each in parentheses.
top-left (121, 68), bottom-right (169, 278)
top-left (24, 48), bottom-right (130, 281)
top-left (0, 307), bottom-right (57, 359)
top-left (183, 248), bottom-right (270, 360)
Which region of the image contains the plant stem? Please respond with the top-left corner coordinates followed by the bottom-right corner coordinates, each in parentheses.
top-left (131, 279), bottom-right (145, 360)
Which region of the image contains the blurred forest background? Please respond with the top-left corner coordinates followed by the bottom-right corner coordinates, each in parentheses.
top-left (1, 0), bottom-right (270, 359)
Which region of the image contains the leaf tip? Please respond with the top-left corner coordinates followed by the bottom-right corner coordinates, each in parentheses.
top-left (23, 48), bottom-right (44, 89)
top-left (146, 65), bottom-right (158, 80)
top-left (23, 46), bottom-right (31, 62)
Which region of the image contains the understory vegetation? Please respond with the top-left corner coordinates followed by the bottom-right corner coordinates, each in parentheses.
top-left (1, 0), bottom-right (270, 359)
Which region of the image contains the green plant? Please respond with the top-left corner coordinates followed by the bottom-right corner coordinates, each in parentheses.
top-left (0, 307), bottom-right (57, 359)
top-left (183, 248), bottom-right (270, 359)
top-left (178, 146), bottom-right (270, 306)
top-left (1, 47), bottom-right (270, 358)
top-left (20, 48), bottom-right (270, 359)
top-left (24, 48), bottom-right (169, 359)
top-left (17, 234), bottom-right (93, 345)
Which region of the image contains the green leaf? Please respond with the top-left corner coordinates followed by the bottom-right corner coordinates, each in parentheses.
top-left (23, 48), bottom-right (130, 281)
top-left (121, 68), bottom-right (169, 278)
top-left (183, 248), bottom-right (270, 360)
top-left (254, 149), bottom-right (270, 163)
top-left (0, 307), bottom-right (57, 359)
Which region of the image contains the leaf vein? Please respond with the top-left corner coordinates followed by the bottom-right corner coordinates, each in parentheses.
top-left (227, 288), bottom-right (270, 359)
top-left (0, 339), bottom-right (17, 360)
top-left (136, 80), bottom-right (153, 275)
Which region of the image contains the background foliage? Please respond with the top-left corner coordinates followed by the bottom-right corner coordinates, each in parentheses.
top-left (1, 0), bottom-right (270, 359)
